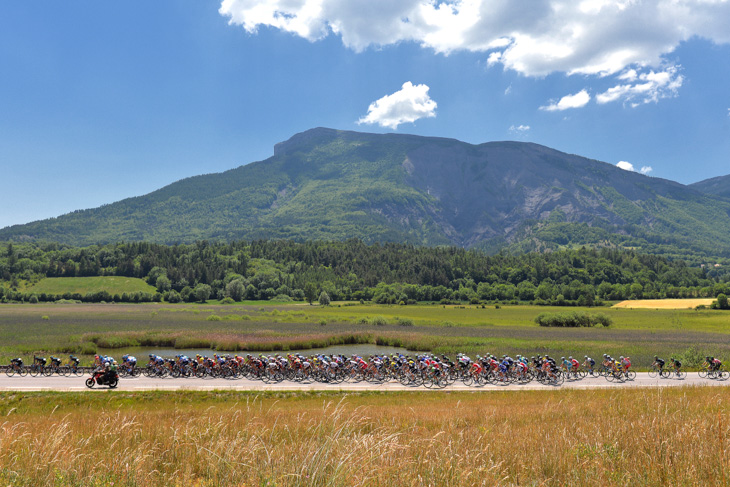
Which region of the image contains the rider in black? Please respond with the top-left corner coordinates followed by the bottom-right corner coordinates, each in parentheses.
top-left (654, 355), bottom-right (665, 370)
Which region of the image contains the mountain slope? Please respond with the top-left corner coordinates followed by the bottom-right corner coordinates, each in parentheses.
top-left (2, 127), bottom-right (730, 257)
top-left (690, 174), bottom-right (730, 199)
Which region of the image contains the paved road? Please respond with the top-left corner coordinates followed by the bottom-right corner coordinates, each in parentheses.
top-left (0, 373), bottom-right (727, 392)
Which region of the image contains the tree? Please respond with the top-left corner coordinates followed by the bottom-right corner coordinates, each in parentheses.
top-left (194, 283), bottom-right (212, 302)
top-left (156, 275), bottom-right (172, 292)
top-left (226, 279), bottom-right (245, 301)
top-left (193, 283), bottom-right (213, 303)
top-left (304, 282), bottom-right (318, 305)
top-left (166, 290), bottom-right (182, 303)
top-left (715, 293), bottom-right (729, 310)
top-left (318, 291), bottom-right (331, 306)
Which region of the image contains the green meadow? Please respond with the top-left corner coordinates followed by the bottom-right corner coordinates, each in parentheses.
top-left (0, 301), bottom-right (728, 368)
top-left (24, 276), bottom-right (156, 295)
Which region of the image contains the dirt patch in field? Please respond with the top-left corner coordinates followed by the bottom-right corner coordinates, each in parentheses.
top-left (612, 298), bottom-right (714, 309)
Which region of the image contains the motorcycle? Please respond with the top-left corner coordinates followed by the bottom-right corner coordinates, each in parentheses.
top-left (85, 370), bottom-right (119, 388)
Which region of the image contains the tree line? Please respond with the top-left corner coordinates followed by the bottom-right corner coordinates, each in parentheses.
top-left (1, 240), bottom-right (729, 305)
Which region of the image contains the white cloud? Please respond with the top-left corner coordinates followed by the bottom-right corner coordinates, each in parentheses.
top-left (509, 124), bottom-right (530, 132)
top-left (596, 65), bottom-right (684, 106)
top-left (617, 161), bottom-right (635, 171)
top-left (617, 161), bottom-right (654, 174)
top-left (220, 0), bottom-right (730, 87)
top-left (540, 90), bottom-right (590, 111)
top-left (357, 82), bottom-right (437, 130)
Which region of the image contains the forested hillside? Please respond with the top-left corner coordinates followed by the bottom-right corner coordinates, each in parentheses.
top-left (1, 240), bottom-right (728, 306)
top-left (690, 174), bottom-right (730, 199)
top-left (3, 128), bottom-right (730, 259)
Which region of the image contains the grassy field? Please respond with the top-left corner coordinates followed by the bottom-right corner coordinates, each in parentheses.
top-left (24, 276), bottom-right (157, 295)
top-left (0, 302), bottom-right (729, 368)
top-left (613, 298), bottom-right (715, 309)
top-left (0, 388), bottom-right (728, 486)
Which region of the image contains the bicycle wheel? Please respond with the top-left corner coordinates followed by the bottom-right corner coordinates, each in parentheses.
top-left (648, 368), bottom-right (658, 378)
top-left (5, 367), bottom-right (15, 377)
top-left (28, 366), bottom-right (39, 377)
top-left (627, 370), bottom-right (636, 381)
top-left (676, 371), bottom-right (687, 380)
top-left (698, 369), bottom-right (708, 379)
top-left (659, 369), bottom-right (670, 379)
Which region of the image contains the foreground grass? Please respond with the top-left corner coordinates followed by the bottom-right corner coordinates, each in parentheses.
top-left (1, 302), bottom-right (729, 368)
top-left (0, 387), bottom-right (728, 486)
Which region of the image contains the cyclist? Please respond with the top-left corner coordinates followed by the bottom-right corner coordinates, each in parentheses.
top-left (620, 356), bottom-right (631, 371)
top-left (568, 357), bottom-right (580, 372)
top-left (561, 357), bottom-right (571, 373)
top-left (712, 357), bottom-right (723, 371)
top-left (671, 356), bottom-right (682, 373)
top-left (583, 355), bottom-right (595, 373)
top-left (653, 355), bottom-right (665, 372)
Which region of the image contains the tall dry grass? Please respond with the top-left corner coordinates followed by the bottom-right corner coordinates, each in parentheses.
top-left (0, 387), bottom-right (728, 486)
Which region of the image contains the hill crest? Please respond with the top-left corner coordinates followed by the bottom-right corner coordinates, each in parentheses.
top-left (2, 128), bottom-right (730, 258)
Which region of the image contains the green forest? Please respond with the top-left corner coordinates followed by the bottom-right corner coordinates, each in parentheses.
top-left (1, 240), bottom-right (729, 306)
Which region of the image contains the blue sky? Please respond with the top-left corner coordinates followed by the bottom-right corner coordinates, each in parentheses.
top-left (1, 0), bottom-right (729, 229)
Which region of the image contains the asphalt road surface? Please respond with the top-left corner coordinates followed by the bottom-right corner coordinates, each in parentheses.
top-left (0, 373), bottom-right (727, 392)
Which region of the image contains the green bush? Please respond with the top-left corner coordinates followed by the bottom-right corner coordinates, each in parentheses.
top-left (206, 314), bottom-right (222, 321)
top-left (370, 316), bottom-right (388, 326)
top-left (395, 317), bottom-right (414, 327)
top-left (534, 311), bottom-right (612, 327)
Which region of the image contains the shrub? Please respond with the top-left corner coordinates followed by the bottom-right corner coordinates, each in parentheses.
top-left (395, 317), bottom-right (414, 327)
top-left (534, 311), bottom-right (612, 327)
top-left (319, 319), bottom-right (327, 326)
top-left (41, 315), bottom-right (49, 320)
top-left (370, 316), bottom-right (388, 326)
top-left (206, 314), bottom-right (222, 321)
top-left (220, 297), bottom-right (235, 305)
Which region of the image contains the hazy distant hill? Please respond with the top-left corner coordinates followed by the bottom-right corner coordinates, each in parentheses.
top-left (3, 127), bottom-right (730, 258)
top-left (690, 174), bottom-right (730, 199)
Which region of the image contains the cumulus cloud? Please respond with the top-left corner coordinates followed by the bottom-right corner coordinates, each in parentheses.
top-left (357, 82), bottom-right (437, 130)
top-left (220, 0), bottom-right (730, 101)
top-left (596, 65), bottom-right (684, 106)
top-left (617, 161), bottom-right (653, 175)
top-left (540, 90), bottom-right (590, 111)
top-left (509, 124), bottom-right (530, 132)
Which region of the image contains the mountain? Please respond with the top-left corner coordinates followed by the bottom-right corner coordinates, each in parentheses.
top-left (3, 127), bottom-right (730, 258)
top-left (690, 174), bottom-right (730, 199)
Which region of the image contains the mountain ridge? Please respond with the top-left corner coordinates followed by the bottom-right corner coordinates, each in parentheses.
top-left (2, 128), bottom-right (730, 258)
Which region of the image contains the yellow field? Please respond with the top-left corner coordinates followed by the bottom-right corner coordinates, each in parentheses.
top-left (612, 298), bottom-right (714, 309)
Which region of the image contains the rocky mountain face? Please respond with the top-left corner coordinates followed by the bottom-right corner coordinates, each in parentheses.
top-left (2, 128), bottom-right (730, 258)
